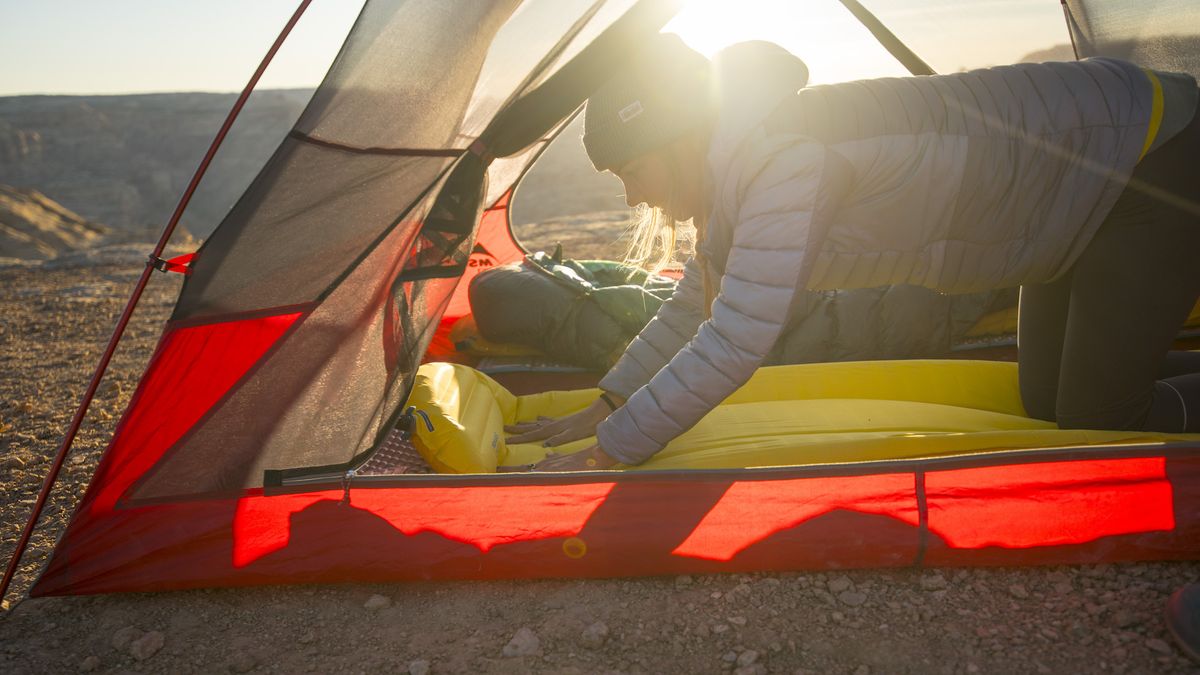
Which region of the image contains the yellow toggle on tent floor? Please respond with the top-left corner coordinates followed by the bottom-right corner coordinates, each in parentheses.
top-left (405, 360), bottom-right (1200, 473)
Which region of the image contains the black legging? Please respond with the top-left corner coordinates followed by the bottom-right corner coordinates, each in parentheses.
top-left (1019, 101), bottom-right (1200, 433)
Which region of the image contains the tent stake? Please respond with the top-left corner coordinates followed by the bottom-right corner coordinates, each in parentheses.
top-left (0, 0), bottom-right (315, 609)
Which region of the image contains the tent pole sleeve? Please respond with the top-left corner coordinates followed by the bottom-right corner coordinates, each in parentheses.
top-left (0, 0), bottom-right (315, 609)
top-left (835, 0), bottom-right (936, 76)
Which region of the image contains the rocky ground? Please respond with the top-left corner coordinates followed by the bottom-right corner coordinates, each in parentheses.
top-left (1, 246), bottom-right (1199, 674)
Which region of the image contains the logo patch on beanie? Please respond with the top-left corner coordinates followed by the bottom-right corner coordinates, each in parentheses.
top-left (618, 100), bottom-right (644, 123)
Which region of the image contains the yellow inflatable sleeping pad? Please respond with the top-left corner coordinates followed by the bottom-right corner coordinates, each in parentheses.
top-left (404, 360), bottom-right (1199, 473)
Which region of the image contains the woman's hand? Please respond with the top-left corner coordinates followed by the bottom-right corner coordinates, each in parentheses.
top-left (504, 394), bottom-right (624, 447)
top-left (530, 444), bottom-right (620, 472)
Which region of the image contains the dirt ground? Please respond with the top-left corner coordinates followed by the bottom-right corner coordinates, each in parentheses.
top-left (1, 241), bottom-right (1199, 674)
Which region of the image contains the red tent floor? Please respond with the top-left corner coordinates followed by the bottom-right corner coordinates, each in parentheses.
top-left (31, 443), bottom-right (1200, 596)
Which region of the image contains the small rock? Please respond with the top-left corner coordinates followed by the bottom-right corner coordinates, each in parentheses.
top-left (675, 575), bottom-right (693, 587)
top-left (79, 656), bottom-right (100, 672)
top-left (298, 630), bottom-right (315, 644)
top-left (129, 631), bottom-right (164, 661)
top-left (827, 576), bottom-right (853, 593)
top-left (1110, 610), bottom-right (1139, 628)
top-left (839, 591), bottom-right (867, 607)
top-left (734, 666), bottom-right (765, 675)
top-left (729, 616), bottom-right (747, 626)
top-left (1146, 637), bottom-right (1173, 655)
top-left (722, 651), bottom-right (739, 663)
top-left (409, 659), bottom-right (431, 675)
top-left (111, 626), bottom-right (143, 651)
top-left (579, 622), bottom-right (609, 649)
top-left (363, 594), bottom-right (391, 610)
top-left (854, 665), bottom-right (870, 675)
top-left (1008, 584), bottom-right (1029, 599)
top-left (1, 455), bottom-right (25, 470)
top-left (737, 650), bottom-right (759, 667)
top-left (919, 574), bottom-right (947, 591)
top-left (713, 624), bottom-right (730, 634)
top-left (502, 627), bottom-right (541, 657)
top-left (228, 651), bottom-right (257, 673)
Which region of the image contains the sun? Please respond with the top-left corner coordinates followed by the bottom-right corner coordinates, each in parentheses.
top-left (665, 0), bottom-right (910, 85)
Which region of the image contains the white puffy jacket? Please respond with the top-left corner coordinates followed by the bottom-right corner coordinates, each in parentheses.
top-left (597, 49), bottom-right (1197, 465)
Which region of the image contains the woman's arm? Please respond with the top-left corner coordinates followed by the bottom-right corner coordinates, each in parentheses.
top-left (504, 256), bottom-right (706, 447)
top-left (596, 138), bottom-right (846, 465)
top-left (596, 254), bottom-right (708, 400)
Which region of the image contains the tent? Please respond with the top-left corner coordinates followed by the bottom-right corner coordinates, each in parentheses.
top-left (4, 0), bottom-right (1200, 599)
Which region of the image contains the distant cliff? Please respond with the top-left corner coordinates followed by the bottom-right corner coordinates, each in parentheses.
top-left (0, 45), bottom-right (1105, 245)
top-left (0, 184), bottom-right (107, 259)
top-left (0, 90), bottom-right (311, 239)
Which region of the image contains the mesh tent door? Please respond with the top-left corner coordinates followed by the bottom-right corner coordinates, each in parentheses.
top-left (1065, 0), bottom-right (1200, 76)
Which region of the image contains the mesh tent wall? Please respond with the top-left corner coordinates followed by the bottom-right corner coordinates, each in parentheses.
top-left (22, 0), bottom-right (1200, 597)
top-left (1065, 0), bottom-right (1200, 77)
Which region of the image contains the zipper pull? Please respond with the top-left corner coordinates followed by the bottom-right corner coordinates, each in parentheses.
top-left (339, 468), bottom-right (356, 506)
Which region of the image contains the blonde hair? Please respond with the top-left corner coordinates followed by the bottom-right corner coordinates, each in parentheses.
top-left (622, 205), bottom-right (714, 319)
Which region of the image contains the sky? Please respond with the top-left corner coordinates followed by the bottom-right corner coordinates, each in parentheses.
top-left (0, 0), bottom-right (1071, 97)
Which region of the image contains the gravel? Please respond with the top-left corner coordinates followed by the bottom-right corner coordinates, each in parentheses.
top-left (1, 261), bottom-right (1199, 673)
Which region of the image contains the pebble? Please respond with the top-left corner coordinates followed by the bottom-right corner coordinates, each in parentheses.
top-left (1008, 584), bottom-right (1030, 599)
top-left (919, 574), bottom-right (947, 591)
top-left (502, 627), bottom-right (540, 657)
top-left (1145, 638), bottom-right (1173, 655)
top-left (78, 655), bottom-right (100, 672)
top-left (854, 665), bottom-right (870, 675)
top-left (713, 624), bottom-right (730, 634)
top-left (734, 666), bottom-right (765, 675)
top-left (737, 650), bottom-right (759, 667)
top-left (838, 591), bottom-right (867, 607)
top-left (728, 616), bottom-right (747, 626)
top-left (722, 651), bottom-right (738, 663)
top-left (827, 576), bottom-right (852, 593)
top-left (1, 455), bottom-right (25, 470)
top-left (363, 594), bottom-right (391, 610)
top-left (675, 575), bottom-right (693, 587)
top-left (579, 622), bottom-right (609, 649)
top-left (1110, 610), bottom-right (1138, 628)
top-left (228, 651), bottom-right (257, 673)
top-left (111, 626), bottom-right (143, 650)
top-left (129, 631), bottom-right (164, 661)
top-left (409, 659), bottom-right (431, 675)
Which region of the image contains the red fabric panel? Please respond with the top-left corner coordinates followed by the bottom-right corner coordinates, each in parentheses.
top-left (232, 483), bottom-right (615, 567)
top-left (444, 190), bottom-right (522, 320)
top-left (925, 457), bottom-right (1174, 549)
top-left (163, 252), bottom-right (196, 274)
top-left (84, 311), bottom-right (302, 514)
top-left (672, 474), bottom-right (919, 561)
top-left (32, 452), bottom-right (1200, 597)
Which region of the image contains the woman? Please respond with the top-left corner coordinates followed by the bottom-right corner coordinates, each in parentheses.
top-left (509, 34), bottom-right (1200, 471)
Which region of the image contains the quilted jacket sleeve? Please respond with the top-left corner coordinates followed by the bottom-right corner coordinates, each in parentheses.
top-left (597, 255), bottom-right (706, 400)
top-left (597, 137), bottom-right (839, 464)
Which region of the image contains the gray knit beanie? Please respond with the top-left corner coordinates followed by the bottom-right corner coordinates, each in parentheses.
top-left (582, 33), bottom-right (713, 172)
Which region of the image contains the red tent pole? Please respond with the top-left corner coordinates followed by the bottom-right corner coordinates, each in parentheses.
top-left (0, 0), bottom-right (315, 608)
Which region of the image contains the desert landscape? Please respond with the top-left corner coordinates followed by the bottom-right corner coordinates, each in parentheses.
top-left (3, 48), bottom-right (1200, 673)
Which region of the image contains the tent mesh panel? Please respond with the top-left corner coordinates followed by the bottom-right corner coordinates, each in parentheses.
top-left (1066, 0), bottom-right (1200, 77)
top-left (122, 0), bottom-right (652, 501)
